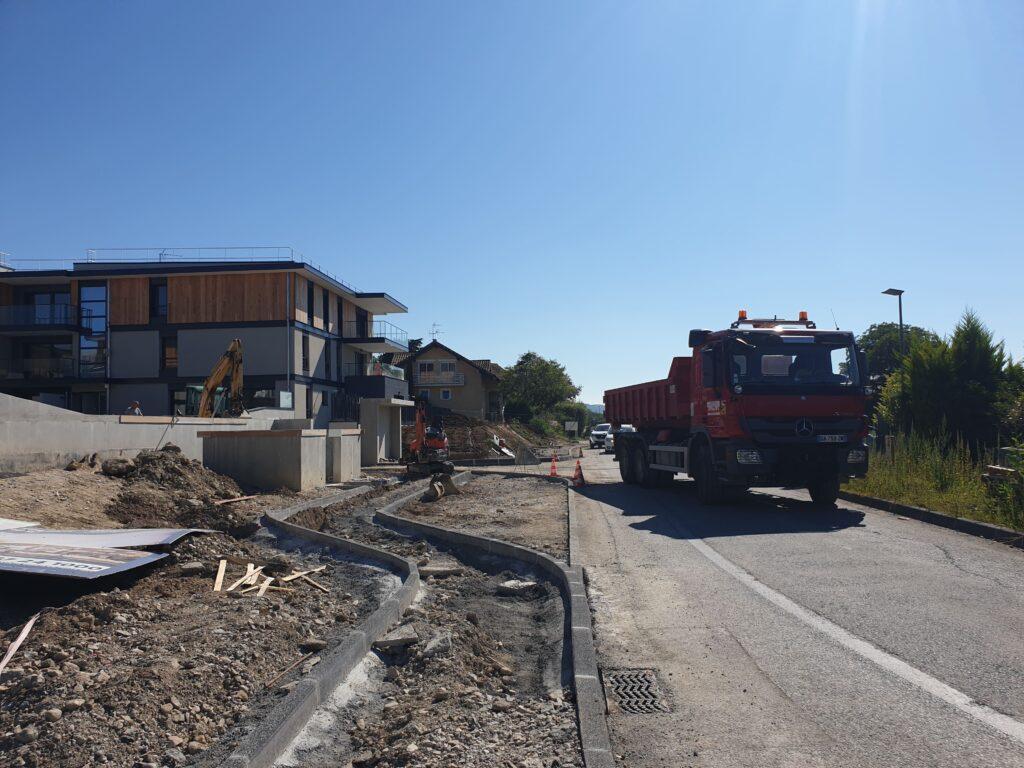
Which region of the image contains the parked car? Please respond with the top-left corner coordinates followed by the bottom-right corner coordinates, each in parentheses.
top-left (589, 423), bottom-right (612, 449)
top-left (605, 424), bottom-right (635, 453)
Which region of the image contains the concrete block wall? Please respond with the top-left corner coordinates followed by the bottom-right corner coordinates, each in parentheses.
top-left (200, 429), bottom-right (327, 491)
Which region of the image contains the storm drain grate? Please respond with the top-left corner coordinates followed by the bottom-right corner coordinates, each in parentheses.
top-left (602, 668), bottom-right (670, 714)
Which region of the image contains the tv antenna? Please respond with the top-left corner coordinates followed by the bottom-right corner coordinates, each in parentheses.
top-left (430, 322), bottom-right (444, 340)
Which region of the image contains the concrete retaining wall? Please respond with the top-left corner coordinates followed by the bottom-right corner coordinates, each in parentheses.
top-left (200, 430), bottom-right (327, 491)
top-left (0, 393), bottom-right (277, 473)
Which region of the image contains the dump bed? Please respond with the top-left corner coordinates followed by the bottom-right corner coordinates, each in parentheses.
top-left (604, 356), bottom-right (692, 431)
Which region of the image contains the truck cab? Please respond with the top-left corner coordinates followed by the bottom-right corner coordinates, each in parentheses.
top-left (687, 313), bottom-right (869, 503)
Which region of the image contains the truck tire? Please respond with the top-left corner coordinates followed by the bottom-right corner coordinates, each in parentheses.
top-left (633, 446), bottom-right (654, 487)
top-left (808, 474), bottom-right (840, 506)
top-left (619, 445), bottom-right (636, 484)
top-left (694, 444), bottom-right (724, 505)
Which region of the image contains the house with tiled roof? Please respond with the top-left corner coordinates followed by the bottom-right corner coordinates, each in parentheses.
top-left (396, 340), bottom-right (504, 421)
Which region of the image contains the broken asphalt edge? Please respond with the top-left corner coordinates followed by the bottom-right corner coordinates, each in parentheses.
top-left (216, 481), bottom-right (430, 768)
top-left (374, 470), bottom-right (616, 768)
top-left (838, 490), bottom-right (1024, 550)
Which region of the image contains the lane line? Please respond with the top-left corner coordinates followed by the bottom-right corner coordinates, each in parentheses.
top-left (671, 517), bottom-right (1024, 747)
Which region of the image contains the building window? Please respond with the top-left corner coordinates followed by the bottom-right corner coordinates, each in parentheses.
top-left (324, 342), bottom-right (331, 378)
top-left (418, 361), bottom-right (434, 373)
top-left (301, 332), bottom-right (310, 374)
top-left (306, 280), bottom-right (314, 325)
top-left (161, 335), bottom-right (178, 372)
top-left (78, 281), bottom-right (107, 378)
top-left (441, 389), bottom-right (452, 401)
top-left (418, 389), bottom-right (430, 400)
top-left (305, 387), bottom-right (313, 419)
top-left (149, 279), bottom-right (167, 319)
top-left (439, 360), bottom-right (456, 373)
top-left (323, 288), bottom-right (330, 329)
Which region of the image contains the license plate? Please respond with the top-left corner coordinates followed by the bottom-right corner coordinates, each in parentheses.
top-left (816, 434), bottom-right (847, 444)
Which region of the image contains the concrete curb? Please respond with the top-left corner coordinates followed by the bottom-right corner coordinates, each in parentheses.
top-left (217, 483), bottom-right (427, 768)
top-left (375, 472), bottom-right (615, 768)
top-left (839, 490), bottom-right (1024, 549)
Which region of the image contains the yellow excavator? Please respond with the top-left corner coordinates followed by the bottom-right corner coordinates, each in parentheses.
top-left (184, 339), bottom-right (245, 417)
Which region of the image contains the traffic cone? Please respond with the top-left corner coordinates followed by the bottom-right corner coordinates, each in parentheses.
top-left (572, 460), bottom-right (586, 488)
top-left (549, 451), bottom-right (558, 477)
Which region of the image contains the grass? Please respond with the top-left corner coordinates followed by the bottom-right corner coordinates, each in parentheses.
top-left (847, 432), bottom-right (1024, 532)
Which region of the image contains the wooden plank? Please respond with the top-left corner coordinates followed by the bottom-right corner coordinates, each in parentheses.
top-left (212, 495), bottom-right (259, 506)
top-left (213, 559), bottom-right (227, 592)
top-left (300, 574), bottom-right (330, 593)
top-left (108, 277), bottom-right (149, 325)
top-left (280, 565), bottom-right (327, 583)
top-left (225, 564), bottom-right (263, 592)
top-left (256, 577), bottom-right (273, 597)
top-left (168, 272), bottom-right (287, 324)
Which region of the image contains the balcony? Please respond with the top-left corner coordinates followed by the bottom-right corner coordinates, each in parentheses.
top-left (412, 371), bottom-right (466, 387)
top-left (341, 320), bottom-right (408, 354)
top-left (0, 304), bottom-right (92, 335)
top-left (342, 361), bottom-right (405, 380)
top-left (0, 357), bottom-right (76, 380)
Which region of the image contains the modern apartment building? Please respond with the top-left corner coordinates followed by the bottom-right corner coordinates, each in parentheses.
top-left (0, 249), bottom-right (410, 428)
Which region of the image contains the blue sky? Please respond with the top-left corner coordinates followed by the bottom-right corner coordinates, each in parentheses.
top-left (1, 1), bottom-right (1021, 402)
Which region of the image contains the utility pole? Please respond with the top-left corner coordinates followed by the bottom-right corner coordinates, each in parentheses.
top-left (882, 288), bottom-right (905, 354)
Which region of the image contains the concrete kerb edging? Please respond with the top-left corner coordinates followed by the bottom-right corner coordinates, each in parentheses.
top-left (839, 489), bottom-right (1024, 550)
top-left (218, 483), bottom-right (427, 768)
top-left (374, 471), bottom-right (615, 768)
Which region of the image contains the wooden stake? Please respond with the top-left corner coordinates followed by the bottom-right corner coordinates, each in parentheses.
top-left (280, 565), bottom-right (327, 583)
top-left (213, 560), bottom-right (227, 592)
top-left (213, 495), bottom-right (259, 506)
top-left (256, 577), bottom-right (273, 597)
top-left (226, 565), bottom-right (264, 592)
top-left (264, 652), bottom-right (315, 688)
top-left (300, 574), bottom-right (330, 593)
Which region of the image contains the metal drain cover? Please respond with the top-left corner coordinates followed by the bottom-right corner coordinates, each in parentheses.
top-left (602, 668), bottom-right (670, 714)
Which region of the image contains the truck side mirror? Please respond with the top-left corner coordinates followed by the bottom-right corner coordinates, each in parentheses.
top-left (688, 329), bottom-right (710, 348)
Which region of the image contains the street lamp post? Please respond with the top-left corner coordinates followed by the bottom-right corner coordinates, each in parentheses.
top-left (882, 288), bottom-right (905, 354)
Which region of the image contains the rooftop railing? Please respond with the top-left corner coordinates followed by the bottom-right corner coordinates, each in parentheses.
top-left (342, 361), bottom-right (406, 380)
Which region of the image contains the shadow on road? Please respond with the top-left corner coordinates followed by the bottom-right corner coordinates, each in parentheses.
top-left (578, 480), bottom-right (865, 540)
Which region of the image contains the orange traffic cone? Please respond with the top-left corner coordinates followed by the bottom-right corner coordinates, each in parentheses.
top-left (572, 460), bottom-right (586, 488)
top-left (549, 451), bottom-right (558, 477)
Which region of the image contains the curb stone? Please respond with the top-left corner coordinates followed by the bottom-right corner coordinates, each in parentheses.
top-left (839, 490), bottom-right (1024, 549)
top-left (375, 470), bottom-right (616, 768)
top-left (215, 481), bottom-right (432, 768)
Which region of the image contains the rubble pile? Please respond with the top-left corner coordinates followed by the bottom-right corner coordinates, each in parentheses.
top-left (0, 534), bottom-right (392, 768)
top-left (103, 445), bottom-right (259, 535)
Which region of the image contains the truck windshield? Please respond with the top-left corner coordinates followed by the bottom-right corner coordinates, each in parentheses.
top-left (729, 337), bottom-right (861, 389)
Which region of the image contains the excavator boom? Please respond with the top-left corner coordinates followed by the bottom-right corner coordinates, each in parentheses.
top-left (197, 339), bottom-right (244, 417)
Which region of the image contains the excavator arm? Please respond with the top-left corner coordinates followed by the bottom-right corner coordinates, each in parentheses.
top-left (197, 339), bottom-right (244, 417)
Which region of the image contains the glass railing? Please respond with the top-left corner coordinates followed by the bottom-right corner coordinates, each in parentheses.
top-left (0, 357), bottom-right (76, 379)
top-left (340, 319), bottom-right (408, 348)
top-left (0, 304), bottom-right (91, 328)
top-left (341, 361), bottom-right (406, 380)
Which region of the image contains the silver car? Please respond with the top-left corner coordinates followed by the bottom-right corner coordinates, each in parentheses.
top-left (589, 423), bottom-right (611, 449)
top-left (604, 424), bottom-right (635, 453)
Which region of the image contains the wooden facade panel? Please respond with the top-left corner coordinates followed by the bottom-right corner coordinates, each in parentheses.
top-left (168, 272), bottom-right (286, 324)
top-left (109, 278), bottom-right (149, 325)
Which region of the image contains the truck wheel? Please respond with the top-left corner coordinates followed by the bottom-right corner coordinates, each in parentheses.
top-left (808, 474), bottom-right (840, 506)
top-left (619, 446), bottom-right (636, 484)
top-left (633, 447), bottom-right (655, 487)
top-left (695, 445), bottom-right (724, 504)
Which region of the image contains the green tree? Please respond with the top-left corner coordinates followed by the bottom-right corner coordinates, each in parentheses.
top-left (501, 352), bottom-right (581, 421)
top-left (856, 322), bottom-right (941, 377)
top-left (876, 311), bottom-right (1009, 450)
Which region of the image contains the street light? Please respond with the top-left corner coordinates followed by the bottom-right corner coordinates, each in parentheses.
top-left (882, 288), bottom-right (905, 354)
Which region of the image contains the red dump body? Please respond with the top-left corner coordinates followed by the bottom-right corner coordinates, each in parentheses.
top-left (604, 357), bottom-right (692, 431)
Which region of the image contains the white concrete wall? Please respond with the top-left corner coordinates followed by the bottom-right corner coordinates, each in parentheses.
top-left (0, 393), bottom-right (278, 473)
top-left (201, 430), bottom-right (326, 491)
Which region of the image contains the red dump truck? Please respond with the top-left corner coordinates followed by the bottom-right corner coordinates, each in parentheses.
top-left (604, 312), bottom-right (870, 505)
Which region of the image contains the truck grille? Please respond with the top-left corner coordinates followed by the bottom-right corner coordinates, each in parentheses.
top-left (744, 417), bottom-right (859, 443)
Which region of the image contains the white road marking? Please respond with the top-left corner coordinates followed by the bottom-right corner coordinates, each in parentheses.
top-left (682, 528), bottom-right (1024, 747)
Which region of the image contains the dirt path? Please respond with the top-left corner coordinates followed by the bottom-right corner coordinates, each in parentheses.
top-left (400, 473), bottom-right (569, 560)
top-left (281, 476), bottom-right (583, 768)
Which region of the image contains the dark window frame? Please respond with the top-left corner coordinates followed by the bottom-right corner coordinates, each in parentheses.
top-left (301, 332), bottom-right (310, 374)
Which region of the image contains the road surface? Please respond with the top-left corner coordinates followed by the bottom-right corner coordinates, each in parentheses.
top-left (573, 449), bottom-right (1024, 768)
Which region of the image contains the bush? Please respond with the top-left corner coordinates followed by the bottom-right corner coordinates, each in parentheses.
top-left (849, 432), bottom-right (1024, 531)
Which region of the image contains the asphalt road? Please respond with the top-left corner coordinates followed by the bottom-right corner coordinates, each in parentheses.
top-left (573, 449), bottom-right (1024, 768)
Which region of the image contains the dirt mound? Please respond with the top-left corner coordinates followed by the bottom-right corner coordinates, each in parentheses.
top-left (0, 533), bottom-right (392, 768)
top-left (104, 445), bottom-right (255, 535)
top-left (403, 414), bottom-right (544, 460)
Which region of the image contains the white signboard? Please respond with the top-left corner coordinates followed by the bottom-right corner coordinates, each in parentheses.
top-left (565, 421), bottom-right (578, 432)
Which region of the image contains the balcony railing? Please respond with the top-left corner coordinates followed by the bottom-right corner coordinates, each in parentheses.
top-left (0, 304), bottom-right (91, 329)
top-left (412, 371), bottom-right (466, 387)
top-left (0, 357), bottom-right (76, 380)
top-left (342, 361), bottom-right (405, 380)
top-left (341, 320), bottom-right (408, 348)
